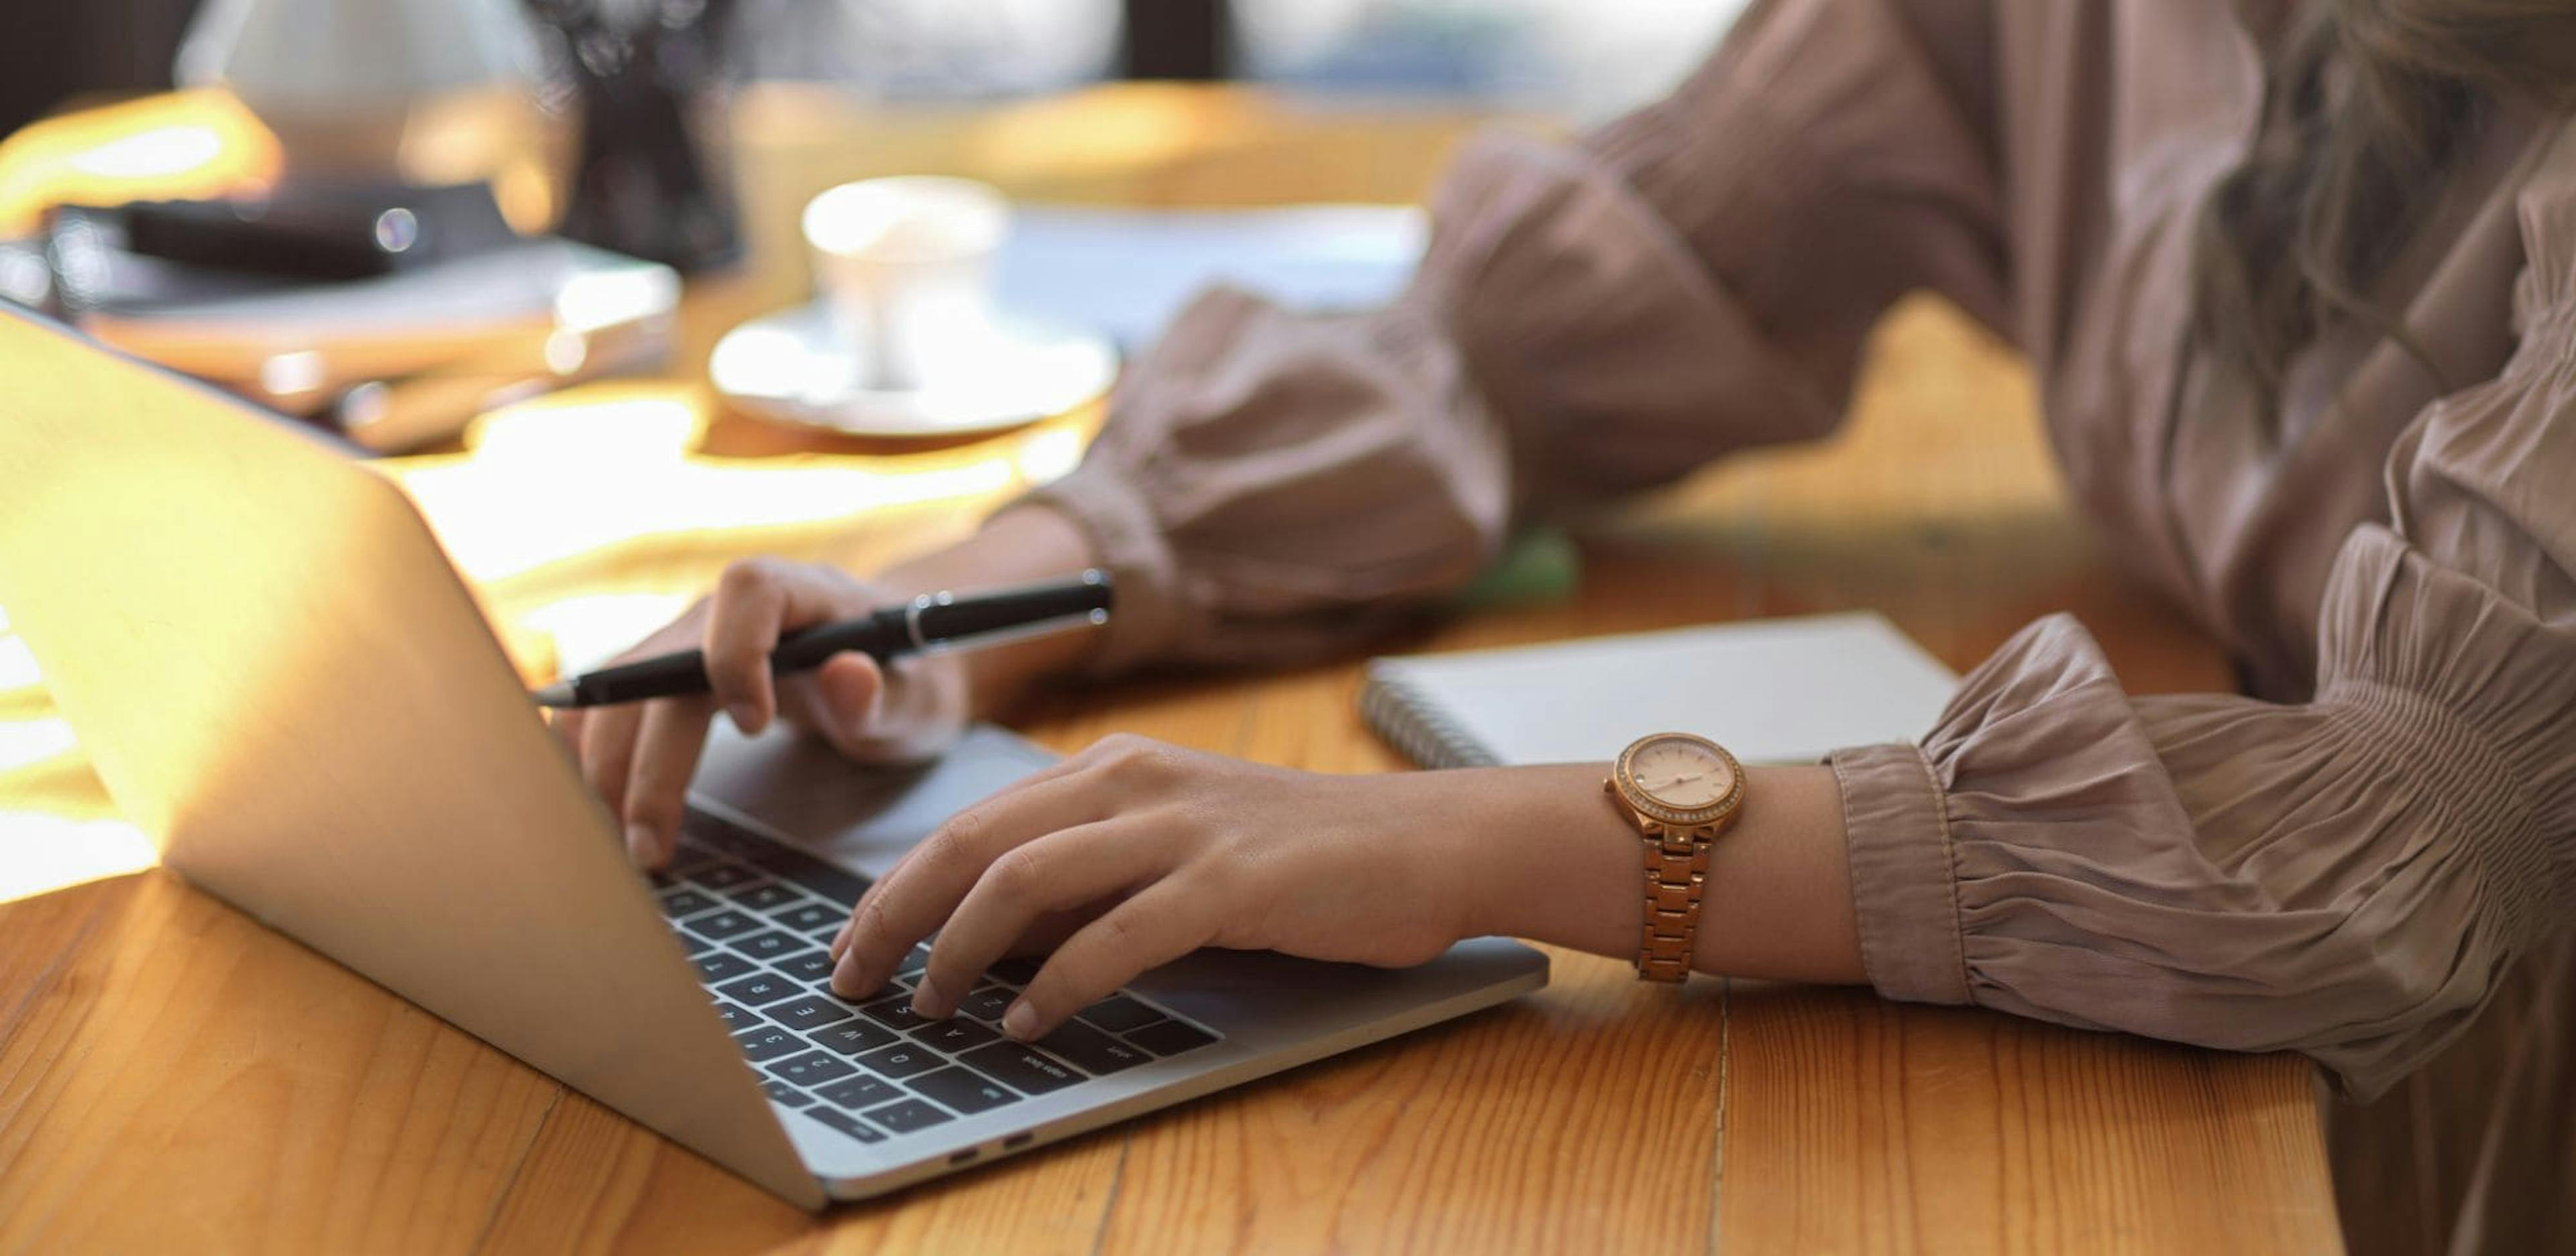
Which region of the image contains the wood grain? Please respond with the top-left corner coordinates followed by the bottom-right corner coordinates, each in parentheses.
top-left (0, 84), bottom-right (2339, 1254)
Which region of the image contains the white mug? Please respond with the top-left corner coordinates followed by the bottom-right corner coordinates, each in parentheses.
top-left (802, 176), bottom-right (1012, 392)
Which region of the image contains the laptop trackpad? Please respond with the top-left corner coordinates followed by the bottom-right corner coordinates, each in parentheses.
top-left (688, 721), bottom-right (1059, 880)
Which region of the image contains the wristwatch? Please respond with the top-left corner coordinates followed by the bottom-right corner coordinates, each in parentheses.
top-left (1605, 731), bottom-right (1746, 982)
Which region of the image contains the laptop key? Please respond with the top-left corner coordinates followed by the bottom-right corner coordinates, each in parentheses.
top-left (690, 862), bottom-right (763, 891)
top-left (1076, 994), bottom-right (1166, 1034)
top-left (862, 1098), bottom-right (953, 1135)
top-left (911, 1018), bottom-right (1000, 1053)
top-left (729, 929), bottom-right (803, 961)
top-left (716, 973), bottom-right (800, 1006)
top-left (987, 957), bottom-right (1044, 985)
top-left (860, 996), bottom-right (934, 1033)
top-left (736, 837), bottom-right (873, 908)
top-left (679, 933), bottom-right (716, 957)
top-left (728, 880), bottom-right (805, 912)
top-left (774, 950), bottom-right (837, 984)
top-left (809, 1020), bottom-right (900, 1055)
top-left (733, 1027), bottom-right (802, 1062)
top-left (896, 947), bottom-right (932, 978)
top-left (661, 846), bottom-right (720, 879)
top-left (957, 986), bottom-right (1018, 1023)
top-left (909, 1066), bottom-right (1019, 1115)
top-left (773, 902), bottom-right (843, 933)
top-left (806, 1107), bottom-right (887, 1145)
top-left (767, 996), bottom-right (857, 1031)
top-left (817, 1074), bottom-right (901, 1110)
top-left (657, 889), bottom-right (720, 918)
top-left (712, 1001), bottom-right (760, 1032)
top-left (768, 1050), bottom-right (858, 1088)
top-left (763, 1079), bottom-right (812, 1108)
top-left (694, 952), bottom-right (757, 983)
top-left (853, 1043), bottom-right (942, 1079)
top-left (685, 909), bottom-right (762, 940)
top-left (959, 1043), bottom-right (1083, 1095)
top-left (1036, 1020), bottom-right (1151, 1075)
top-left (1126, 1018), bottom-right (1220, 1057)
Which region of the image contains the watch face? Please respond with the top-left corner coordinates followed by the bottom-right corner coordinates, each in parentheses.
top-left (1618, 733), bottom-right (1742, 825)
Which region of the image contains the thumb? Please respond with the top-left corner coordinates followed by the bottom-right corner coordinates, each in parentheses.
top-left (814, 651), bottom-right (887, 737)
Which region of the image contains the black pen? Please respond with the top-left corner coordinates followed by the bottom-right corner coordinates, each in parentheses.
top-left (531, 570), bottom-right (1112, 709)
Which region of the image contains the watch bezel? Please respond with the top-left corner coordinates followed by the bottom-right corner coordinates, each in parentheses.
top-left (1613, 732), bottom-right (1746, 828)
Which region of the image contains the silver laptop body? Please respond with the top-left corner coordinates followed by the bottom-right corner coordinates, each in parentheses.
top-left (0, 305), bottom-right (1547, 1206)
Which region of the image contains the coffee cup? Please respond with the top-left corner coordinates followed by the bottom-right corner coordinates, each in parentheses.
top-left (801, 176), bottom-right (1012, 392)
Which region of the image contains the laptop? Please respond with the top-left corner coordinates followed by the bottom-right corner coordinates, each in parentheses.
top-left (0, 304), bottom-right (1548, 1207)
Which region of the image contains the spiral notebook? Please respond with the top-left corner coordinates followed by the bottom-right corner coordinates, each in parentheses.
top-left (1360, 613), bottom-right (1960, 769)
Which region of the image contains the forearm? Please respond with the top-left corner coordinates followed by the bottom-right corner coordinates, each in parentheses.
top-left (1452, 762), bottom-right (1865, 983)
top-left (873, 503), bottom-right (1104, 719)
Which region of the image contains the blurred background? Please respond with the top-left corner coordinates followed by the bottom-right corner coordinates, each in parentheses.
top-left (0, 0), bottom-right (1754, 453)
top-left (1, 0), bottom-right (1748, 138)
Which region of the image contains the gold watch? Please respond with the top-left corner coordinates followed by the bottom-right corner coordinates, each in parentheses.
top-left (1605, 732), bottom-right (1746, 982)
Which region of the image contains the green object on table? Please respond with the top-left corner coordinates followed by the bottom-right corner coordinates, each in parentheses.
top-left (1451, 526), bottom-right (1582, 609)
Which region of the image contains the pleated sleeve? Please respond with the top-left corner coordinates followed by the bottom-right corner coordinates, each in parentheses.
top-left (1831, 215), bottom-right (2576, 1098)
top-left (1016, 0), bottom-right (2008, 673)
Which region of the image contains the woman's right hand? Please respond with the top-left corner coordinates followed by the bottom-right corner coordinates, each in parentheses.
top-left (555, 557), bottom-right (972, 868)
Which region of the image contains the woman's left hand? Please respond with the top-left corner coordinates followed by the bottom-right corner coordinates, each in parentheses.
top-left (826, 733), bottom-right (1480, 1041)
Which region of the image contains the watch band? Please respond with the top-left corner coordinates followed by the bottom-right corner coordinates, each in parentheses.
top-left (1637, 824), bottom-right (1713, 982)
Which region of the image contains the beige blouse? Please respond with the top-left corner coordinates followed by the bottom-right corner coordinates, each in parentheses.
top-left (1020, 2), bottom-right (2576, 1247)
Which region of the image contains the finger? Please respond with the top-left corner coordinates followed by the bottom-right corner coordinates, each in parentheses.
top-left (577, 701), bottom-right (645, 825)
top-left (827, 770), bottom-right (1116, 998)
top-left (1002, 883), bottom-right (1213, 1041)
top-left (911, 819), bottom-right (1175, 1017)
top-left (619, 695), bottom-right (715, 868)
top-left (549, 705), bottom-right (586, 755)
top-left (826, 745), bottom-right (1111, 961)
top-left (702, 560), bottom-right (855, 737)
top-left (775, 651), bottom-right (883, 751)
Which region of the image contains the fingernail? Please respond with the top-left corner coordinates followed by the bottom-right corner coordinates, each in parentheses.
top-left (830, 949), bottom-right (864, 999)
top-left (1002, 1002), bottom-right (1038, 1041)
top-left (909, 976), bottom-right (945, 1018)
top-left (624, 824), bottom-right (654, 864)
top-left (727, 702), bottom-right (761, 733)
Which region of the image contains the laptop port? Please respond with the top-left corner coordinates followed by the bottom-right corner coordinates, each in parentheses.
top-left (1003, 1133), bottom-right (1034, 1149)
top-left (949, 1149), bottom-right (980, 1165)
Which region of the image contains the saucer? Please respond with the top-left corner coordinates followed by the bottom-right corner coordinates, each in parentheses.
top-left (709, 302), bottom-right (1117, 439)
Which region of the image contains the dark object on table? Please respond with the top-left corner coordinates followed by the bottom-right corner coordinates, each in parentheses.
top-left (28, 199), bottom-right (678, 452)
top-left (120, 182), bottom-right (518, 282)
top-left (526, 0), bottom-right (745, 274)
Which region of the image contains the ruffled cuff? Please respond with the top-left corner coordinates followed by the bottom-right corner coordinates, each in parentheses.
top-left (1829, 740), bottom-right (1970, 1006)
top-left (1006, 458), bottom-right (1186, 678)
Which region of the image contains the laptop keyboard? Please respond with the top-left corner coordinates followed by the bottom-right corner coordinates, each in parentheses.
top-left (655, 808), bottom-right (1222, 1150)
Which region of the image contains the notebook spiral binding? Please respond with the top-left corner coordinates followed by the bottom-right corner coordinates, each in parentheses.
top-left (1357, 662), bottom-right (1505, 770)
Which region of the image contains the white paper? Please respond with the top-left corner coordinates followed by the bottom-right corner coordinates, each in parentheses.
top-left (1371, 612), bottom-right (1960, 766)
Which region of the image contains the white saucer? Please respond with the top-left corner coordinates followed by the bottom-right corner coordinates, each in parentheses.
top-left (709, 302), bottom-right (1118, 439)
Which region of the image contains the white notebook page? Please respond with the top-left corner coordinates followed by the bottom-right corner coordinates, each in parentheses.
top-left (1369, 612), bottom-right (1960, 766)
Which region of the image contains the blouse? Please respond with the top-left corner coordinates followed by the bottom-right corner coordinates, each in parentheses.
top-left (1016, 3), bottom-right (2576, 1248)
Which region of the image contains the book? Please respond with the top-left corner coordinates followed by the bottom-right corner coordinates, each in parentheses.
top-left (1359, 612), bottom-right (1960, 770)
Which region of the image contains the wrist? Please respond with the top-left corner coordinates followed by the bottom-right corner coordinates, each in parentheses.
top-left (873, 503), bottom-right (1104, 718)
top-left (1433, 764), bottom-right (1638, 948)
top-left (1430, 761), bottom-right (1864, 985)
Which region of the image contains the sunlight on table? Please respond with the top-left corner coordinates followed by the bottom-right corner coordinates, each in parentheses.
top-left (0, 608), bottom-right (158, 903)
top-left (0, 90), bottom-right (282, 237)
top-left (388, 384), bottom-right (1079, 586)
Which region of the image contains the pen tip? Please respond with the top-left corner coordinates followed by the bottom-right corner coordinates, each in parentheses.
top-left (531, 681), bottom-right (577, 708)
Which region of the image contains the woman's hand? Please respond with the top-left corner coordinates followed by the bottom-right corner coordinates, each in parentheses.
top-left (556, 558), bottom-right (971, 869)
top-left (825, 734), bottom-right (1482, 1041)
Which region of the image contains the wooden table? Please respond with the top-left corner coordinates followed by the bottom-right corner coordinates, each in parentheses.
top-left (0, 85), bottom-right (2341, 1253)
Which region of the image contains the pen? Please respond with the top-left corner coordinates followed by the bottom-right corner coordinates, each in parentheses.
top-left (531, 569), bottom-right (1112, 709)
